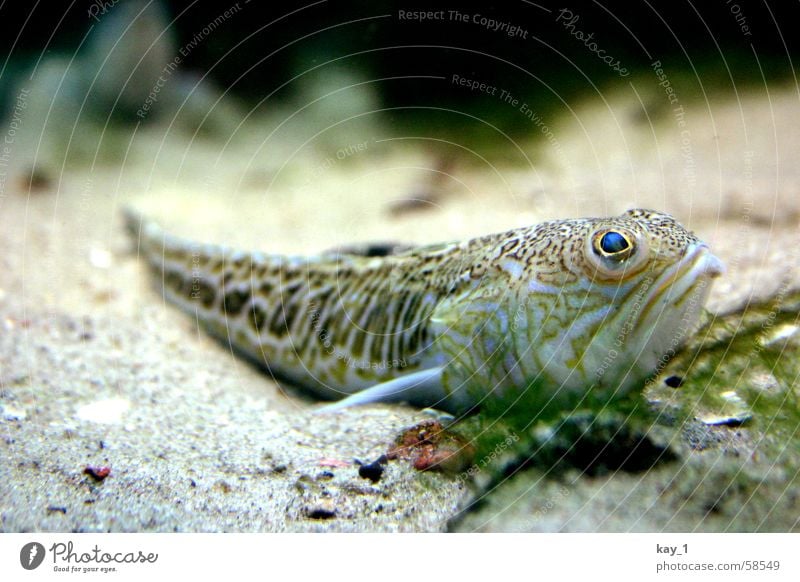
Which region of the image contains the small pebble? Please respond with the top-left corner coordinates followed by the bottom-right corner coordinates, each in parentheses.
top-left (84, 465), bottom-right (111, 481)
top-left (665, 375), bottom-right (684, 388)
top-left (306, 501), bottom-right (337, 520)
top-left (357, 455), bottom-right (387, 483)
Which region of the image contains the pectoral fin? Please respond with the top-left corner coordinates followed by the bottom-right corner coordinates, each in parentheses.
top-left (317, 367), bottom-right (449, 413)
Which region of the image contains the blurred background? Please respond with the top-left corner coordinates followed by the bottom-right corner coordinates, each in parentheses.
top-left (1, 0), bottom-right (796, 125)
top-left (1, 0), bottom-right (798, 213)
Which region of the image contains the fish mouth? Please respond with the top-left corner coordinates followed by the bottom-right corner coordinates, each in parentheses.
top-left (660, 244), bottom-right (724, 291)
top-left (694, 245), bottom-right (725, 279)
top-left (637, 243), bottom-right (724, 324)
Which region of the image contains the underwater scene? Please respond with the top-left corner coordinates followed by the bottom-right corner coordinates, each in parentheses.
top-left (1, 1), bottom-right (798, 539)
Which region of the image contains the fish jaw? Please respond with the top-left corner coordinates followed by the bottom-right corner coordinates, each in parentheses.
top-left (592, 243), bottom-right (725, 397)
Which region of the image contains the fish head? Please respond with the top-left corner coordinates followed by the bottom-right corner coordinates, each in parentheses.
top-left (432, 209), bottom-right (724, 413)
top-left (554, 208), bottom-right (724, 396)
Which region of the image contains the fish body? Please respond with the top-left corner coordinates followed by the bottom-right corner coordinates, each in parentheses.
top-left (125, 208), bottom-right (723, 415)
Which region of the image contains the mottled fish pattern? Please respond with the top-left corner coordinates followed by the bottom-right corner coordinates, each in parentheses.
top-left (125, 208), bottom-right (723, 415)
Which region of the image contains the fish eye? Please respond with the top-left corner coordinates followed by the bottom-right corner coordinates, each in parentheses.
top-left (584, 226), bottom-right (648, 280)
top-left (594, 230), bottom-right (633, 259)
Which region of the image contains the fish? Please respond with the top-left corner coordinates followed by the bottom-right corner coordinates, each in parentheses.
top-left (124, 208), bottom-right (724, 416)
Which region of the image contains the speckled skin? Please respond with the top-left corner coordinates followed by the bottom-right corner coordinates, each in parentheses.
top-left (125, 208), bottom-right (723, 414)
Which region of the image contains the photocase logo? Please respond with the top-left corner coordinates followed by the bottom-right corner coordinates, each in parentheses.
top-left (20, 542), bottom-right (46, 570)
